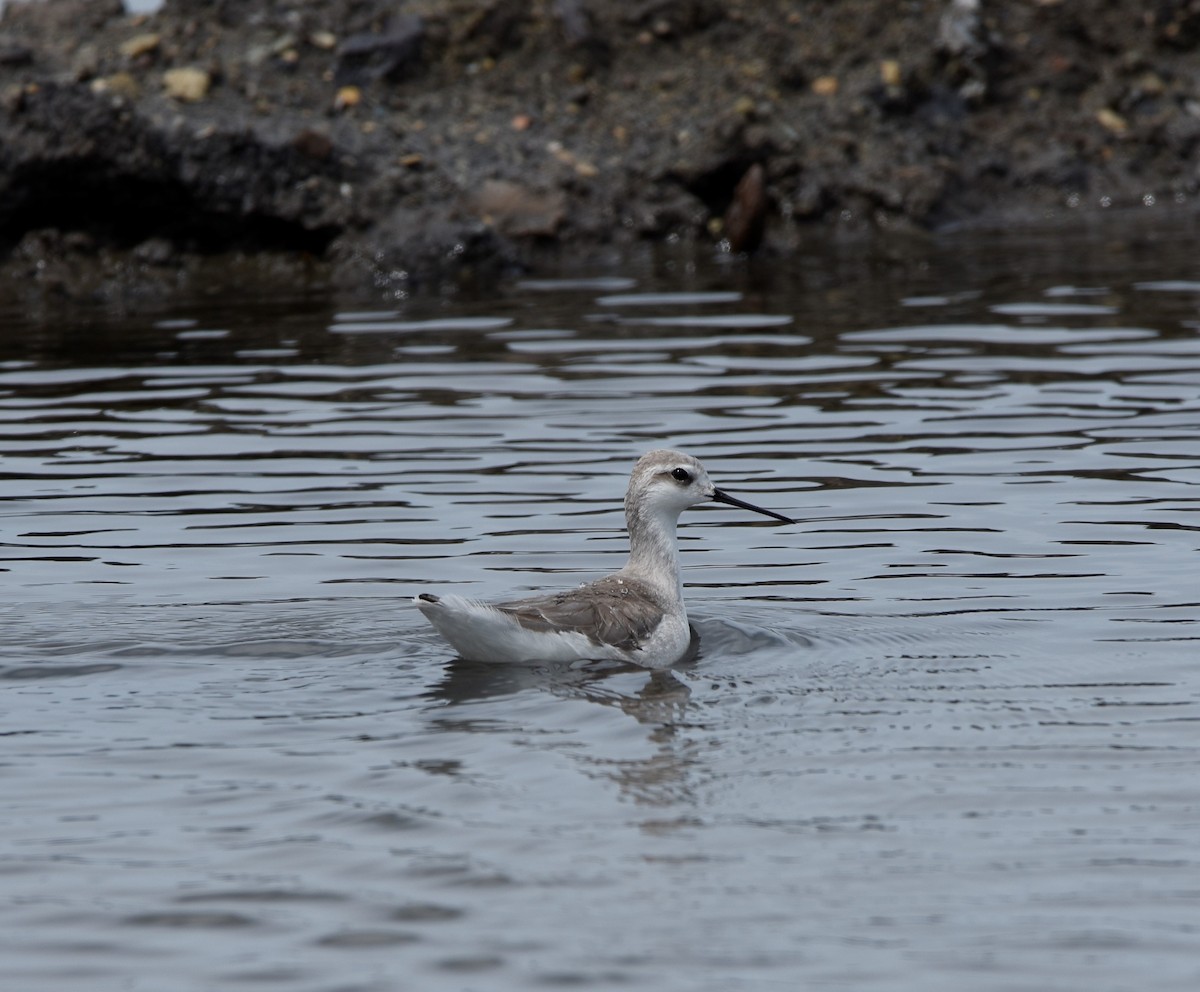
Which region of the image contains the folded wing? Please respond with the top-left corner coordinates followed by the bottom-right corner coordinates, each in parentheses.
top-left (497, 575), bottom-right (665, 653)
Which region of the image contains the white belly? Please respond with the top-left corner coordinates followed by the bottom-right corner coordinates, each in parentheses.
top-left (414, 594), bottom-right (693, 668)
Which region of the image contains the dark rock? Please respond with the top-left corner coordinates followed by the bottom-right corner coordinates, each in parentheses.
top-left (722, 163), bottom-right (767, 255)
top-left (555, 0), bottom-right (596, 46)
top-left (336, 14), bottom-right (424, 84)
top-left (554, 0), bottom-right (610, 68)
top-left (292, 129), bottom-right (334, 161)
top-left (0, 37), bottom-right (33, 67)
top-left (133, 236), bottom-right (177, 266)
top-left (0, 82), bottom-right (342, 254)
top-left (471, 179), bottom-right (566, 238)
top-left (457, 0), bottom-right (529, 61)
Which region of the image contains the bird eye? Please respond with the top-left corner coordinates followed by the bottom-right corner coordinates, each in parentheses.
top-left (671, 467), bottom-right (692, 483)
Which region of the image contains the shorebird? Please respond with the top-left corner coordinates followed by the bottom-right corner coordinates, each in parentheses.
top-left (415, 449), bottom-right (794, 667)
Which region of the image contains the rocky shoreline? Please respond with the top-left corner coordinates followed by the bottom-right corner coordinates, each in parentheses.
top-left (2, 0), bottom-right (1198, 303)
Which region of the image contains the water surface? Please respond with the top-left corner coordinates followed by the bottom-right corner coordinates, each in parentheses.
top-left (2, 224), bottom-right (1198, 991)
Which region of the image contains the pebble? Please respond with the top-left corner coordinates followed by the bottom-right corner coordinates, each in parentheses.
top-left (472, 179), bottom-right (566, 237)
top-left (292, 129), bottom-right (333, 160)
top-left (120, 33), bottom-right (160, 59)
top-left (334, 85), bottom-right (361, 110)
top-left (811, 75), bottom-right (838, 96)
top-left (722, 162), bottom-right (767, 254)
top-left (1096, 107), bottom-right (1128, 134)
top-left (162, 67), bottom-right (210, 102)
top-left (90, 72), bottom-right (140, 99)
top-left (546, 140), bottom-right (596, 177)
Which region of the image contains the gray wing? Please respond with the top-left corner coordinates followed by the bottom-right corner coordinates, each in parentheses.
top-left (497, 575), bottom-right (665, 653)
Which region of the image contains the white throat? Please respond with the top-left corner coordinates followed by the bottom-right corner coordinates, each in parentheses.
top-left (622, 497), bottom-right (686, 606)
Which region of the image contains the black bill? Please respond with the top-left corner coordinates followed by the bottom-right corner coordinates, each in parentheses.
top-left (711, 487), bottom-right (795, 525)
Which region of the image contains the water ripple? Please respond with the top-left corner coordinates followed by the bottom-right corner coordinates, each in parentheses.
top-left (2, 230), bottom-right (1199, 992)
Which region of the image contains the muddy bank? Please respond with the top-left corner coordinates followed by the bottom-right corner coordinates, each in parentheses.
top-left (1, 0), bottom-right (1198, 302)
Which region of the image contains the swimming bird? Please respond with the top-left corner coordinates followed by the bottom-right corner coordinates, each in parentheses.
top-left (415, 449), bottom-right (794, 667)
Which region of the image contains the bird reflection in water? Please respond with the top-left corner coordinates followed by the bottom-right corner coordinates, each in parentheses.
top-left (424, 657), bottom-right (693, 725)
top-left (423, 659), bottom-right (697, 806)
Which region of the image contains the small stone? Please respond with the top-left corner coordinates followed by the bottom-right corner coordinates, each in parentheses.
top-left (1136, 72), bottom-right (1165, 96)
top-left (811, 75), bottom-right (838, 96)
top-left (271, 34), bottom-right (299, 56)
top-left (120, 33), bottom-right (160, 59)
top-left (90, 72), bottom-right (140, 99)
top-left (309, 30), bottom-right (337, 51)
top-left (879, 59), bottom-right (902, 87)
top-left (292, 129), bottom-right (333, 160)
top-left (722, 162), bottom-right (768, 254)
top-left (472, 179), bottom-right (566, 237)
top-left (162, 67), bottom-right (210, 102)
top-left (399, 153), bottom-right (423, 167)
top-left (134, 236), bottom-right (175, 266)
top-left (511, 113), bottom-right (533, 131)
top-left (1096, 107), bottom-right (1128, 134)
top-left (243, 43), bottom-right (272, 69)
top-left (334, 85), bottom-right (361, 110)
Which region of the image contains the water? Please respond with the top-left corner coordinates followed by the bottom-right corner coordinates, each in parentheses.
top-left (2, 222), bottom-right (1199, 991)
